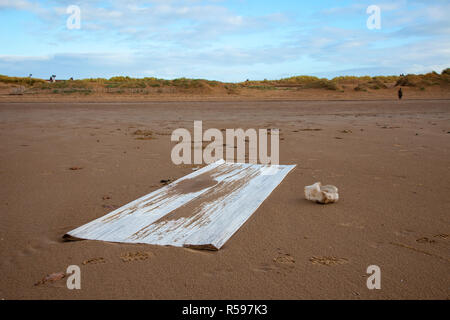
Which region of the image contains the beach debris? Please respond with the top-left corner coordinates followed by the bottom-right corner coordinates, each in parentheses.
top-left (64, 159), bottom-right (296, 250)
top-left (160, 179), bottom-right (172, 185)
top-left (299, 128), bottom-right (322, 131)
top-left (135, 136), bottom-right (153, 140)
top-left (69, 166), bottom-right (83, 170)
top-left (304, 182), bottom-right (339, 204)
top-left (34, 272), bottom-right (66, 286)
top-left (133, 129), bottom-right (153, 136)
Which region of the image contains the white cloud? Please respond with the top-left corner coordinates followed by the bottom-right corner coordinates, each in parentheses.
top-left (0, 0), bottom-right (449, 80)
top-left (0, 54), bottom-right (51, 62)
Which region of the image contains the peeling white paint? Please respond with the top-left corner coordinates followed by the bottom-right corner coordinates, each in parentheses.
top-left (64, 160), bottom-right (295, 250)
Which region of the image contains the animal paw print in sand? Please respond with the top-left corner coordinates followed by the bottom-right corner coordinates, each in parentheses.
top-left (310, 256), bottom-right (348, 266)
top-left (120, 251), bottom-right (153, 262)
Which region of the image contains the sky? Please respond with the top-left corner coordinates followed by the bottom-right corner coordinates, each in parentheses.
top-left (0, 0), bottom-right (449, 82)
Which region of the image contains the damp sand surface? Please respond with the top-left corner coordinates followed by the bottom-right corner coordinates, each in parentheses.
top-left (0, 99), bottom-right (449, 299)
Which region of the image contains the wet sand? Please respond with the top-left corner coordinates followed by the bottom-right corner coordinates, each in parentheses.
top-left (0, 99), bottom-right (449, 299)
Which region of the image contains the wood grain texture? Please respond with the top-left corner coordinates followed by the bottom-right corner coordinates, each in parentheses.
top-left (64, 160), bottom-right (295, 250)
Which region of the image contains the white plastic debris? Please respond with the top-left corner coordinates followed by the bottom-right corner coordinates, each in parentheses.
top-left (304, 182), bottom-right (339, 204)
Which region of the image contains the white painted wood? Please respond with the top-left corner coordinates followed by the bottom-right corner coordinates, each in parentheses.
top-left (64, 160), bottom-right (295, 250)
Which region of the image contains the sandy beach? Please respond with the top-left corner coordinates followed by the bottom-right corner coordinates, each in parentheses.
top-left (0, 98), bottom-right (449, 299)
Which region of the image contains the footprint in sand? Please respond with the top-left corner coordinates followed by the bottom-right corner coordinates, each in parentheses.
top-left (253, 263), bottom-right (278, 273)
top-left (253, 250), bottom-right (295, 273)
top-left (273, 254), bottom-right (296, 267)
top-left (82, 257), bottom-right (106, 265)
top-left (416, 237), bottom-right (436, 244)
top-left (120, 251), bottom-right (153, 262)
top-left (310, 256), bottom-right (348, 266)
top-left (34, 272), bottom-right (66, 286)
top-left (273, 248), bottom-right (295, 268)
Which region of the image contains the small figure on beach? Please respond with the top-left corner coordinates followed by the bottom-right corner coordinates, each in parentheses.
top-left (398, 87), bottom-right (403, 100)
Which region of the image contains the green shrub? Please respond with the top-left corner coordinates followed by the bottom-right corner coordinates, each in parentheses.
top-left (0, 74), bottom-right (46, 86)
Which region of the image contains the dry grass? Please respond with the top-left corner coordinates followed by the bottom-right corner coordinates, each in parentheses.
top-left (1, 69), bottom-right (449, 96)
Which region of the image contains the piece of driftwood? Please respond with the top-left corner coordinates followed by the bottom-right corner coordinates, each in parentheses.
top-left (64, 160), bottom-right (295, 250)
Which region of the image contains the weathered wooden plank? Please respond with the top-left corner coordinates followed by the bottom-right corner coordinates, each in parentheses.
top-left (64, 160), bottom-right (295, 250)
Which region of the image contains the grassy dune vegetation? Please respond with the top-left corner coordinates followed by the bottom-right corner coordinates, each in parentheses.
top-left (1, 69), bottom-right (449, 96)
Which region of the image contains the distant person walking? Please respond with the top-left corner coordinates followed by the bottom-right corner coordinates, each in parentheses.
top-left (398, 88), bottom-right (403, 100)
